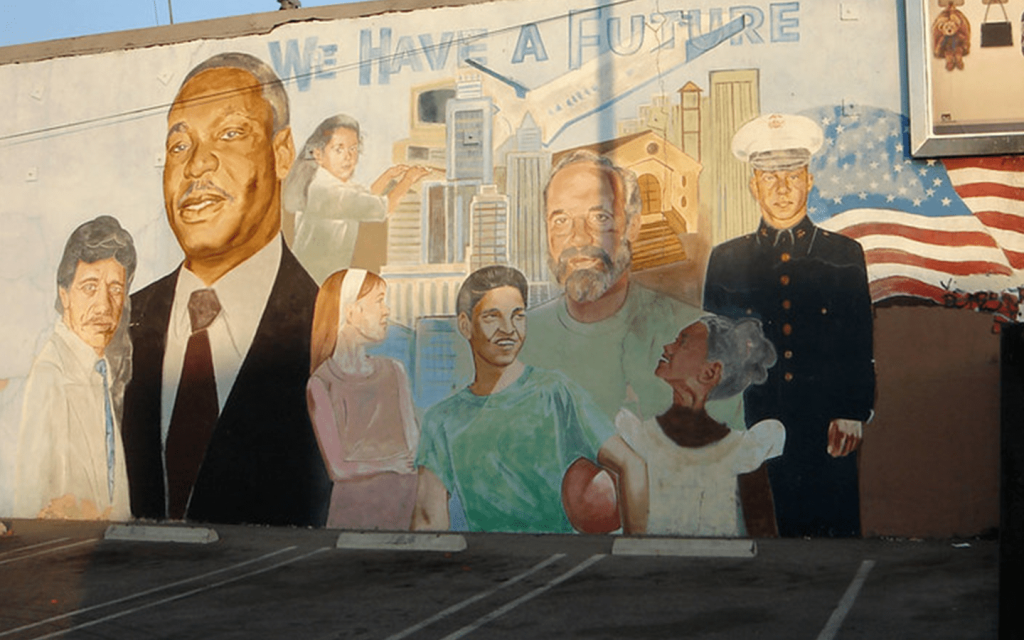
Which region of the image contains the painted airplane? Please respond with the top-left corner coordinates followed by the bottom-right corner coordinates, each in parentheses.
top-left (463, 12), bottom-right (748, 147)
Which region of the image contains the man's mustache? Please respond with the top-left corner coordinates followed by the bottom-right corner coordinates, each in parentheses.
top-left (177, 180), bottom-right (234, 209)
top-left (556, 246), bottom-right (614, 272)
top-left (82, 314), bottom-right (118, 332)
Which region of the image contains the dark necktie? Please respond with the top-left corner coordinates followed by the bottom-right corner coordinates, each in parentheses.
top-left (166, 288), bottom-right (221, 520)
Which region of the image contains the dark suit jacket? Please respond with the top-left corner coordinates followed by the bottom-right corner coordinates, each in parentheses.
top-left (121, 243), bottom-right (330, 527)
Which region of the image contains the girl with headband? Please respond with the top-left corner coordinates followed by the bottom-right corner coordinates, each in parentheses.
top-left (307, 269), bottom-right (420, 530)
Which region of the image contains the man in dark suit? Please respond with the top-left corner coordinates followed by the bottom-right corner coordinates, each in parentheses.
top-left (703, 113), bottom-right (875, 537)
top-left (121, 52), bottom-right (330, 527)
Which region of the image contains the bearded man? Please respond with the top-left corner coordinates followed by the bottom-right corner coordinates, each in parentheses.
top-left (520, 152), bottom-right (741, 429)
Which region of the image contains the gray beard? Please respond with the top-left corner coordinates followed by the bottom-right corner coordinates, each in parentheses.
top-left (554, 244), bottom-right (631, 304)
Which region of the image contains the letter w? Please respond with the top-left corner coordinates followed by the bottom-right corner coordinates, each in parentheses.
top-left (268, 37), bottom-right (318, 92)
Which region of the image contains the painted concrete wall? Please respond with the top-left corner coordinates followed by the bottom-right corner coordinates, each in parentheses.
top-left (0, 0), bottom-right (1017, 537)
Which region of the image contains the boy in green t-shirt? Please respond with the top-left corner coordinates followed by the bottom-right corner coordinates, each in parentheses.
top-left (412, 266), bottom-right (648, 534)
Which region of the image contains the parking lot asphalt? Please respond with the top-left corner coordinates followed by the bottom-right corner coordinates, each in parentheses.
top-left (0, 519), bottom-right (999, 639)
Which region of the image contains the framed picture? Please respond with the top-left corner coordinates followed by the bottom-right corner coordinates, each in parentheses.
top-left (905, 0), bottom-right (1024, 157)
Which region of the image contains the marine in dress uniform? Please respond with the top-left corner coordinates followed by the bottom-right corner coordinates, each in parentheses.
top-left (703, 114), bottom-right (875, 537)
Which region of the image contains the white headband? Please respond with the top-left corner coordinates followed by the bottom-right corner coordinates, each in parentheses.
top-left (338, 268), bottom-right (368, 328)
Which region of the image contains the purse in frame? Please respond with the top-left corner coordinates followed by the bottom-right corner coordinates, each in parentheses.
top-left (980, 0), bottom-right (1013, 47)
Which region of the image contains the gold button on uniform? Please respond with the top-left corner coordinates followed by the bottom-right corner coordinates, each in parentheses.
top-left (821, 307), bottom-right (828, 314)
top-left (784, 372), bottom-right (794, 382)
top-left (782, 300), bottom-right (791, 310)
top-left (780, 275), bottom-right (790, 285)
top-left (784, 350), bottom-right (793, 359)
top-left (782, 323), bottom-right (792, 336)
top-left (781, 252), bottom-right (791, 262)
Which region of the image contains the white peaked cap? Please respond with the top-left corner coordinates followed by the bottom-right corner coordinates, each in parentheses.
top-left (731, 114), bottom-right (824, 171)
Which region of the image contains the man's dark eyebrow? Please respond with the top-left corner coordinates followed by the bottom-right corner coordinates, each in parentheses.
top-left (166, 122), bottom-right (188, 138)
top-left (215, 111), bottom-right (258, 128)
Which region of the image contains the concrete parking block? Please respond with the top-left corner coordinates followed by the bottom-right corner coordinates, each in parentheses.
top-left (104, 524), bottom-right (219, 544)
top-left (335, 531), bottom-right (467, 552)
top-left (612, 537), bottom-right (757, 558)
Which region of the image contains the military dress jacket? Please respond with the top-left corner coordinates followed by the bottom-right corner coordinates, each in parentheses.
top-left (703, 215), bottom-right (875, 426)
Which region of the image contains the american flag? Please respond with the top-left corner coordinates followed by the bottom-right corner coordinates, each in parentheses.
top-left (803, 105), bottom-right (1024, 308)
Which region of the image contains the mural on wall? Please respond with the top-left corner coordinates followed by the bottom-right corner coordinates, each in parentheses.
top-left (1, 0), bottom-right (1022, 537)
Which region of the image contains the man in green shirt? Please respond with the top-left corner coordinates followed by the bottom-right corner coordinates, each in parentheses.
top-left (413, 265), bottom-right (648, 534)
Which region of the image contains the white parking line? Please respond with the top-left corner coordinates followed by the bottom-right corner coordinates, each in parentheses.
top-left (0, 539), bottom-right (96, 566)
top-left (0, 537), bottom-right (72, 559)
top-left (816, 559), bottom-right (876, 640)
top-left (0, 546), bottom-right (298, 638)
top-left (382, 553), bottom-right (566, 640)
top-left (442, 554), bottom-right (607, 640)
top-left (26, 547), bottom-right (330, 640)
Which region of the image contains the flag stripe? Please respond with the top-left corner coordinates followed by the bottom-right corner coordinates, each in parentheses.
top-left (958, 196), bottom-right (1024, 219)
top-left (955, 183), bottom-right (1024, 202)
top-left (972, 209), bottom-right (1024, 234)
top-left (839, 222), bottom-right (1000, 249)
top-left (971, 224), bottom-right (1024, 260)
top-left (1005, 249), bottom-right (1024, 271)
top-left (854, 235), bottom-right (1009, 265)
top-left (864, 248), bottom-right (1014, 277)
top-left (865, 263), bottom-right (991, 287)
top-left (869, 276), bottom-right (950, 303)
top-left (821, 208), bottom-right (991, 232)
top-left (943, 156), bottom-right (1024, 173)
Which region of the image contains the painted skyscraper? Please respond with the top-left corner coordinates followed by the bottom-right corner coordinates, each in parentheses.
top-left (505, 113), bottom-right (552, 285)
top-left (439, 76), bottom-right (495, 264)
top-left (469, 185), bottom-right (509, 270)
top-left (705, 69), bottom-right (761, 246)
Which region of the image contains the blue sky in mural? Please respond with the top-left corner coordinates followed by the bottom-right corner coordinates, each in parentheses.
top-left (0, 0), bottom-right (351, 48)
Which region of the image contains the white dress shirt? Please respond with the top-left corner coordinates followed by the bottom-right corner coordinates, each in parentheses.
top-left (15, 319), bottom-right (131, 520)
top-left (159, 237), bottom-right (281, 450)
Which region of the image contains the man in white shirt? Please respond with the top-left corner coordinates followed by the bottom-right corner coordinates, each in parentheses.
top-left (16, 215), bottom-right (135, 521)
top-left (121, 52), bottom-right (330, 527)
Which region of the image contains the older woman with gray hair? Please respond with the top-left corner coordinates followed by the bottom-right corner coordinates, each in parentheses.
top-left (614, 314), bottom-right (785, 537)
